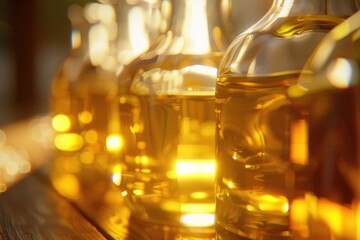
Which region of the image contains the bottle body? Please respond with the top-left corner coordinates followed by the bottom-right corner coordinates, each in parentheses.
top-left (115, 0), bottom-right (229, 228)
top-left (216, 73), bottom-right (298, 239)
top-left (50, 62), bottom-right (118, 200)
top-left (119, 53), bottom-right (222, 227)
top-left (215, 0), bottom-right (359, 239)
top-left (289, 10), bottom-right (360, 239)
top-left (50, 1), bottom-right (162, 201)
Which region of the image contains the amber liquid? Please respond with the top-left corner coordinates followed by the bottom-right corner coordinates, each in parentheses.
top-left (215, 14), bottom-right (349, 240)
top-left (50, 63), bottom-right (119, 201)
top-left (118, 54), bottom-right (221, 228)
top-left (290, 86), bottom-right (360, 240)
top-left (215, 73), bottom-right (299, 239)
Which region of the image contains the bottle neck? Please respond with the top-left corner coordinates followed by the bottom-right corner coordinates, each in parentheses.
top-left (68, 4), bottom-right (89, 56)
top-left (272, 0), bottom-right (360, 16)
top-left (115, 1), bottom-right (164, 64)
top-left (244, 0), bottom-right (360, 33)
top-left (169, 0), bottom-right (228, 54)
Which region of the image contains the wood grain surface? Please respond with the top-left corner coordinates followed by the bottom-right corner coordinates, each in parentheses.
top-left (0, 169), bottom-right (107, 240)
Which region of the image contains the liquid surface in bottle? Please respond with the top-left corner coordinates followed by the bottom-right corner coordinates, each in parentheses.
top-left (215, 72), bottom-right (299, 239)
top-left (119, 54), bottom-right (221, 228)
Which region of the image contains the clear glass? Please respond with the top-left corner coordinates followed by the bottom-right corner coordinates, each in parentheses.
top-left (288, 10), bottom-right (360, 240)
top-left (49, 0), bottom-right (163, 201)
top-left (112, 0), bottom-right (230, 229)
top-left (215, 0), bottom-right (360, 239)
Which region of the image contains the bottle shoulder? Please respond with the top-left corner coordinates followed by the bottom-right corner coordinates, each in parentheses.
top-left (219, 15), bottom-right (348, 76)
top-left (118, 53), bottom-right (223, 96)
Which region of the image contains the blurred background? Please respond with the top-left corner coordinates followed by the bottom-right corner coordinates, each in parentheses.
top-left (0, 0), bottom-right (95, 125)
top-left (0, 0), bottom-right (271, 126)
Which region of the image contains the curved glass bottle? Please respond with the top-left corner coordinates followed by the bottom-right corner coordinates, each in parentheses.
top-left (114, 0), bottom-right (230, 228)
top-left (289, 10), bottom-right (360, 240)
top-left (50, 0), bottom-right (162, 201)
top-left (214, 0), bottom-right (360, 239)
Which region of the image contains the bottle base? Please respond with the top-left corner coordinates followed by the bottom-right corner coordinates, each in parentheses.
top-left (215, 196), bottom-right (291, 240)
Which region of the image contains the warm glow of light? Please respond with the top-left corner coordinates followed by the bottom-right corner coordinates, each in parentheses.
top-left (222, 178), bottom-right (236, 189)
top-left (133, 189), bottom-right (145, 196)
top-left (89, 23), bottom-right (109, 66)
top-left (112, 172), bottom-right (121, 186)
top-left (180, 203), bottom-right (215, 213)
top-left (54, 133), bottom-right (83, 151)
top-left (181, 0), bottom-right (210, 54)
top-left (356, 202), bottom-right (360, 239)
top-left (176, 160), bottom-right (215, 177)
top-left (78, 111), bottom-right (93, 124)
top-left (52, 114), bottom-right (71, 132)
top-left (128, 7), bottom-right (150, 59)
top-left (84, 3), bottom-right (115, 23)
top-left (0, 183), bottom-right (7, 193)
top-left (137, 141), bottom-right (146, 150)
top-left (180, 213), bottom-right (215, 227)
top-left (190, 192), bottom-right (209, 200)
top-left (246, 204), bottom-right (257, 212)
top-left (290, 198), bottom-right (309, 238)
top-left (258, 194), bottom-right (289, 213)
top-left (84, 130), bottom-right (98, 144)
top-left (290, 119), bottom-right (308, 165)
top-left (161, 201), bottom-right (180, 212)
top-left (135, 155), bottom-right (149, 165)
top-left (131, 123), bottom-right (141, 133)
top-left (97, 4), bottom-right (115, 23)
top-left (111, 164), bottom-right (122, 186)
top-left (317, 198), bottom-right (355, 238)
top-left (291, 195), bottom-right (359, 239)
top-left (327, 58), bottom-right (357, 89)
top-left (106, 134), bottom-right (123, 152)
top-left (166, 170), bottom-right (177, 179)
top-left (71, 29), bottom-right (81, 50)
top-left (277, 0), bottom-right (294, 17)
top-left (100, 55), bottom-right (117, 71)
top-left (52, 174), bottom-right (80, 200)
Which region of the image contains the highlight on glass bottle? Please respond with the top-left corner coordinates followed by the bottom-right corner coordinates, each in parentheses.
top-left (214, 0), bottom-right (360, 239)
top-left (111, 0), bottom-right (230, 229)
top-left (288, 10), bottom-right (360, 240)
top-left (49, 0), bottom-right (164, 201)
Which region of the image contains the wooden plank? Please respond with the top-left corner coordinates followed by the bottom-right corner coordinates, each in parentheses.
top-left (0, 170), bottom-right (107, 240)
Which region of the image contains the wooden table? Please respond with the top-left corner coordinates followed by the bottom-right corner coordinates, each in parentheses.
top-left (0, 117), bottom-right (216, 240)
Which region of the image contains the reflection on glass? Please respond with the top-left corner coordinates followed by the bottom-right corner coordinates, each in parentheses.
top-left (50, 0), bottom-right (163, 202)
top-left (180, 213), bottom-right (215, 227)
top-left (289, 10), bottom-right (360, 240)
top-left (112, 0), bottom-right (229, 228)
top-left (215, 0), bottom-right (360, 239)
top-left (291, 195), bottom-right (359, 239)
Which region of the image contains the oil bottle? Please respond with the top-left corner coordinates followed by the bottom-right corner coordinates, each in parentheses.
top-left (50, 0), bottom-right (163, 202)
top-left (289, 9), bottom-right (360, 240)
top-left (214, 0), bottom-right (360, 239)
top-left (113, 0), bottom-right (231, 229)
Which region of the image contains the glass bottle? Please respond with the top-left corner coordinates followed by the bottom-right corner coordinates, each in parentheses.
top-left (215, 0), bottom-right (360, 239)
top-left (50, 0), bottom-right (162, 201)
top-left (289, 10), bottom-right (360, 240)
top-left (113, 0), bottom-right (230, 229)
